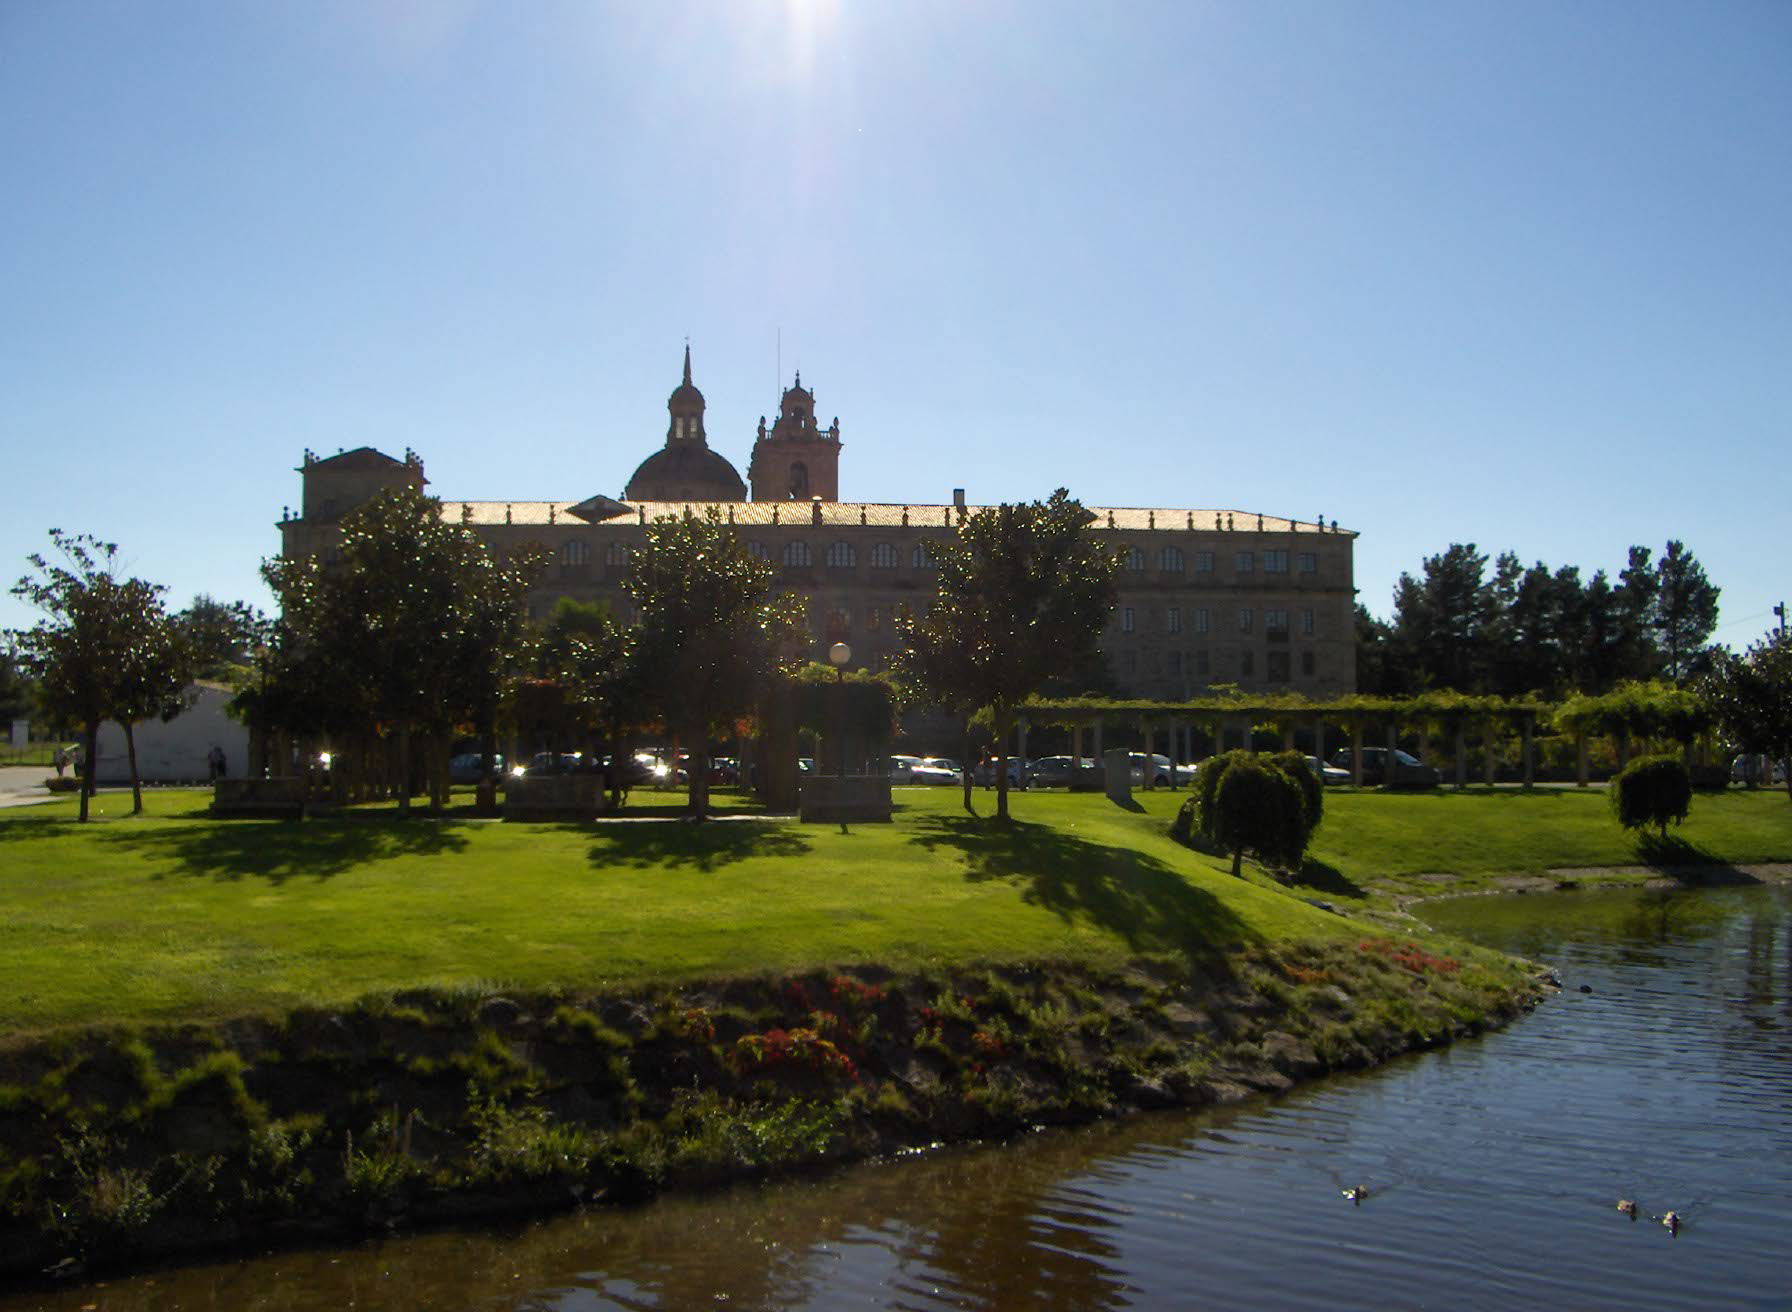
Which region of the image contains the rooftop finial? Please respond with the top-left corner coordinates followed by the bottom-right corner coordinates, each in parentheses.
top-left (682, 340), bottom-right (692, 386)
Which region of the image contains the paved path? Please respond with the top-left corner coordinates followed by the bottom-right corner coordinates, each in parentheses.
top-left (0, 765), bottom-right (77, 809)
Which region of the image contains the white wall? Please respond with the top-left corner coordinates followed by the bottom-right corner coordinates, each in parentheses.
top-left (93, 684), bottom-right (249, 784)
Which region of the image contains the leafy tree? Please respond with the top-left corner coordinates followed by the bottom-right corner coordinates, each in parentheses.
top-left (0, 650), bottom-right (31, 726)
top-left (261, 488), bottom-right (544, 812)
top-left (178, 595), bottom-right (268, 682)
top-left (896, 490), bottom-right (1121, 822)
top-left (1353, 604), bottom-right (1405, 696)
top-left (1650, 540), bottom-right (1720, 683)
top-left (1701, 630), bottom-right (1792, 803)
top-left (626, 509), bottom-right (802, 819)
top-left (109, 579), bottom-right (190, 813)
top-left (8, 532), bottom-right (160, 821)
top-left (1609, 754), bottom-right (1693, 837)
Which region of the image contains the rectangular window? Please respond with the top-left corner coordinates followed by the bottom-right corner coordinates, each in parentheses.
top-left (1267, 651), bottom-right (1292, 683)
top-left (1301, 608), bottom-right (1314, 635)
top-left (1264, 549), bottom-right (1289, 573)
top-left (1239, 608), bottom-right (1254, 633)
top-left (1240, 651), bottom-right (1255, 677)
top-left (1195, 608), bottom-right (1210, 635)
top-left (1122, 607), bottom-right (1136, 633)
top-left (1301, 650), bottom-right (1316, 676)
top-left (1266, 608), bottom-right (1288, 633)
top-left (1235, 551), bottom-right (1254, 574)
top-left (1194, 552), bottom-right (1214, 573)
top-left (1298, 552), bottom-right (1317, 574)
top-left (1167, 606), bottom-right (1182, 634)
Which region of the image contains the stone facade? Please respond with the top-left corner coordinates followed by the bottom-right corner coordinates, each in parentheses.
top-left (278, 353), bottom-right (1358, 699)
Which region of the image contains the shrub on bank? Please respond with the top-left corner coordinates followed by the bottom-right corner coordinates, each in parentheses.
top-left (1178, 750), bottom-right (1321, 877)
top-left (1610, 754), bottom-right (1693, 837)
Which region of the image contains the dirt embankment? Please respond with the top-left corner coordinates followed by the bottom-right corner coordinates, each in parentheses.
top-left (0, 941), bottom-right (1541, 1286)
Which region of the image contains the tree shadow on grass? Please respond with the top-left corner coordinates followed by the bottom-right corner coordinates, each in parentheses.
top-left (910, 816), bottom-right (1254, 967)
top-left (1632, 831), bottom-right (1762, 885)
top-left (588, 821), bottom-right (813, 874)
top-left (101, 816), bottom-right (472, 885)
top-left (1283, 857), bottom-right (1367, 899)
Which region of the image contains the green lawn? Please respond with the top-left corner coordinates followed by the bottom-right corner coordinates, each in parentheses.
top-left (3, 783), bottom-right (1787, 1036)
top-left (0, 787), bottom-right (1337, 1034)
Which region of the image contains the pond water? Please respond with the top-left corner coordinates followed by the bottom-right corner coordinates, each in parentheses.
top-left (6, 882), bottom-right (1789, 1310)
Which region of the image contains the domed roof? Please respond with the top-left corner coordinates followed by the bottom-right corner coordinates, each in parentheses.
top-left (624, 443), bottom-right (747, 503)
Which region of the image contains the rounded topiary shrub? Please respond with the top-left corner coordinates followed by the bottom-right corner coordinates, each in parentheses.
top-left (1266, 750), bottom-right (1324, 832)
top-left (1212, 757), bottom-right (1308, 877)
top-left (1610, 754), bottom-right (1693, 837)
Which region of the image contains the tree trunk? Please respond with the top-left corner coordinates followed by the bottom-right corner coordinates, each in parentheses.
top-left (960, 718), bottom-right (975, 814)
top-left (995, 706), bottom-right (1013, 822)
top-left (1231, 847), bottom-right (1243, 878)
top-left (79, 720), bottom-right (98, 822)
top-left (124, 721), bottom-right (143, 814)
top-left (396, 723), bottom-right (412, 816)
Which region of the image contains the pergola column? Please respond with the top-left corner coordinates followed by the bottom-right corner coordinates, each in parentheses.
top-left (1092, 716), bottom-right (1103, 763)
top-left (1576, 730), bottom-right (1589, 787)
top-left (1384, 718), bottom-right (1399, 788)
top-left (1522, 715), bottom-right (1535, 791)
top-left (1139, 718), bottom-right (1154, 789)
top-left (1454, 723), bottom-right (1467, 791)
top-left (1071, 721), bottom-right (1084, 765)
top-left (1483, 722), bottom-right (1497, 786)
top-left (1312, 716), bottom-right (1326, 765)
top-left (1350, 720), bottom-right (1364, 787)
top-left (1241, 716), bottom-right (1254, 754)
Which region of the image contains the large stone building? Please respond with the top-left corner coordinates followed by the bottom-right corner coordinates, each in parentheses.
top-left (278, 350), bottom-right (1358, 698)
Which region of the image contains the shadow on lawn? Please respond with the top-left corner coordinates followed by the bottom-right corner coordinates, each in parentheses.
top-left (587, 821), bottom-right (812, 874)
top-left (104, 817), bottom-right (472, 884)
top-left (1632, 832), bottom-right (1763, 885)
top-left (912, 816), bottom-right (1253, 963)
top-left (1285, 858), bottom-right (1367, 900)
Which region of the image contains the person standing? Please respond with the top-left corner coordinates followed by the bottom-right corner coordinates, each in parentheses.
top-left (207, 744), bottom-right (225, 782)
top-left (53, 746), bottom-right (67, 778)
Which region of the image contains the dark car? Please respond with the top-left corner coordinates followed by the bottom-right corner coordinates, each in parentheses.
top-left (1329, 747), bottom-right (1440, 788)
top-left (448, 752), bottom-right (506, 784)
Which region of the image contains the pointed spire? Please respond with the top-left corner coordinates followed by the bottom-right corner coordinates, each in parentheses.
top-left (682, 340), bottom-right (692, 386)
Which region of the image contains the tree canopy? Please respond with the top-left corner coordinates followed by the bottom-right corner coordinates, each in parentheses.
top-left (1701, 630), bottom-right (1792, 803)
top-left (625, 508), bottom-right (803, 818)
top-left (896, 490), bottom-right (1121, 821)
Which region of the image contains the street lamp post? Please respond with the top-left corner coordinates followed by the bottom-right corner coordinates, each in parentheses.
top-left (828, 642), bottom-right (852, 778)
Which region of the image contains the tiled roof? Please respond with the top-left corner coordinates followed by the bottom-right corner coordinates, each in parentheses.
top-left (439, 500), bottom-right (1355, 537)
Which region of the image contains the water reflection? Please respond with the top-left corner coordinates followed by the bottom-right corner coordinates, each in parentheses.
top-left (6, 885), bottom-right (1789, 1311)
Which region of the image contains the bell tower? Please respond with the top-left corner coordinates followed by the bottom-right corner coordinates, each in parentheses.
top-left (748, 372), bottom-right (842, 501)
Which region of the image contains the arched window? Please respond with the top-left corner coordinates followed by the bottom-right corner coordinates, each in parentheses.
top-left (789, 462), bottom-right (809, 497)
top-left (1126, 546), bottom-right (1146, 572)
top-left (561, 540), bottom-right (590, 566)
top-left (825, 540), bottom-right (857, 567)
top-left (870, 542), bottom-right (898, 569)
top-left (783, 540), bottom-right (812, 566)
top-left (745, 540), bottom-right (768, 560)
top-left (604, 541), bottom-right (630, 566)
top-left (912, 540), bottom-right (937, 569)
top-left (1157, 545), bottom-right (1184, 572)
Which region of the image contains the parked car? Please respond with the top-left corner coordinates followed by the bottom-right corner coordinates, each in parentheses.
top-left (1304, 755), bottom-right (1352, 786)
top-left (448, 752), bottom-right (506, 784)
top-left (911, 757), bottom-right (964, 786)
top-left (972, 757), bottom-right (1029, 787)
top-left (1329, 747), bottom-right (1440, 787)
top-left (889, 754), bottom-right (925, 785)
top-left (1026, 755), bottom-right (1095, 787)
top-left (1127, 752), bottom-right (1184, 787)
top-left (524, 751), bottom-right (585, 775)
top-left (1730, 755), bottom-right (1787, 785)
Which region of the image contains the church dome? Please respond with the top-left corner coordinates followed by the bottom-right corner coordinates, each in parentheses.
top-left (624, 442), bottom-right (747, 503)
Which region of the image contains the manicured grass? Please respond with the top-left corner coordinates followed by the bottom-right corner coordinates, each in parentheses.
top-left (6, 783), bottom-right (1785, 1036)
top-left (1302, 785), bottom-right (1792, 900)
top-left (0, 787), bottom-right (1342, 1034)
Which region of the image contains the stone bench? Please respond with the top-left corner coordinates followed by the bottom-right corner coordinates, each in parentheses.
top-left (799, 774), bottom-right (893, 823)
top-left (503, 774), bottom-right (605, 822)
top-left (212, 777), bottom-right (309, 818)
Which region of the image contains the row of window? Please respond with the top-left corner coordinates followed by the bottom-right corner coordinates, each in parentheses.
top-left (1124, 547), bottom-right (1320, 575)
top-left (1119, 606), bottom-right (1318, 636)
top-left (1119, 649), bottom-right (1317, 682)
top-left (560, 539), bottom-right (1329, 575)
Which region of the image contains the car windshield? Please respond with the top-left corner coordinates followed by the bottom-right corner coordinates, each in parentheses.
top-left (922, 759), bottom-right (959, 770)
top-left (1395, 750), bottom-right (1420, 766)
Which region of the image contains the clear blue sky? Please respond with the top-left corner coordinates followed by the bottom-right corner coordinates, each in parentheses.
top-left (3, 1), bottom-right (1787, 645)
